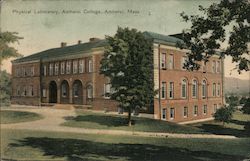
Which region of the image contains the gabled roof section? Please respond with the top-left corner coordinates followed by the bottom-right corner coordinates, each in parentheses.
top-left (143, 31), bottom-right (184, 47)
top-left (13, 39), bottom-right (108, 63)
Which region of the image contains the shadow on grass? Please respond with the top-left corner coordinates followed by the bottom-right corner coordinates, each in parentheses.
top-left (10, 137), bottom-right (244, 161)
top-left (64, 115), bottom-right (133, 127)
top-left (197, 124), bottom-right (248, 137)
top-left (229, 119), bottom-right (247, 126)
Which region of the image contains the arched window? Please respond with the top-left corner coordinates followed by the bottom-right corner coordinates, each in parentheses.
top-left (181, 79), bottom-right (187, 98)
top-left (192, 79), bottom-right (198, 98)
top-left (87, 85), bottom-right (93, 98)
top-left (62, 83), bottom-right (67, 97)
top-left (202, 80), bottom-right (207, 98)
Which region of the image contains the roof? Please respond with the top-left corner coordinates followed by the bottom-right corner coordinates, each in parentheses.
top-left (13, 39), bottom-right (108, 63)
top-left (13, 31), bottom-right (184, 64)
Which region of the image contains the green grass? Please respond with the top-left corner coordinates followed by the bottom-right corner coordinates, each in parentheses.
top-left (62, 110), bottom-right (205, 134)
top-left (1, 129), bottom-right (250, 161)
top-left (0, 110), bottom-right (43, 124)
top-left (191, 111), bottom-right (250, 137)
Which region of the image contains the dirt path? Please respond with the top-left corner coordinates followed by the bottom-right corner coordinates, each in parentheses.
top-left (1, 107), bottom-right (237, 139)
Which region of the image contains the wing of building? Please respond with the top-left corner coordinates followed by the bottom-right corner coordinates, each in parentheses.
top-left (11, 32), bottom-right (224, 123)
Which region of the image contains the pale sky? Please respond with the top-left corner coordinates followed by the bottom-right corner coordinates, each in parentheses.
top-left (1, 0), bottom-right (249, 80)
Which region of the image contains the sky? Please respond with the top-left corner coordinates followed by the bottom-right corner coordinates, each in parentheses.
top-left (1, 0), bottom-right (249, 80)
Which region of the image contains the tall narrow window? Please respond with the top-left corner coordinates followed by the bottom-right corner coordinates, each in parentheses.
top-left (214, 104), bottom-right (217, 113)
top-left (212, 83), bottom-right (216, 97)
top-left (49, 63), bottom-right (54, 76)
top-left (62, 84), bottom-right (67, 97)
top-left (55, 63), bottom-right (59, 75)
top-left (162, 109), bottom-right (166, 120)
top-left (181, 79), bottom-right (187, 98)
top-left (192, 80), bottom-right (198, 98)
top-left (43, 65), bottom-right (47, 76)
top-left (73, 83), bottom-right (79, 97)
top-left (183, 106), bottom-right (188, 117)
top-left (217, 83), bottom-right (221, 96)
top-left (161, 53), bottom-right (166, 69)
top-left (61, 62), bottom-right (65, 74)
top-left (87, 85), bottom-right (93, 98)
top-left (217, 61), bottom-right (221, 73)
top-left (88, 59), bottom-right (93, 72)
top-left (194, 105), bottom-right (198, 116)
top-left (161, 82), bottom-right (166, 99)
top-left (168, 54), bottom-right (174, 69)
top-left (212, 60), bottom-right (216, 73)
top-left (73, 60), bottom-right (78, 74)
top-left (202, 80), bottom-right (207, 98)
top-left (169, 82), bottom-right (174, 99)
top-left (79, 59), bottom-right (85, 73)
top-left (17, 86), bottom-right (21, 96)
top-left (31, 67), bottom-right (34, 76)
top-left (66, 61), bottom-right (71, 74)
top-left (170, 108), bottom-right (175, 119)
top-left (104, 83), bottom-right (111, 98)
top-left (42, 89), bottom-right (46, 97)
top-left (182, 56), bottom-right (188, 69)
top-left (203, 105), bottom-right (207, 115)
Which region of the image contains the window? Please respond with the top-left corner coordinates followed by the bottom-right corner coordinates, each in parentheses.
top-left (214, 104), bottom-right (217, 113)
top-left (55, 63), bottom-right (59, 75)
top-left (168, 54), bottom-right (174, 69)
top-left (162, 109), bottom-right (166, 120)
top-left (202, 80), bottom-right (207, 98)
top-left (17, 86), bottom-right (21, 96)
top-left (212, 83), bottom-right (216, 97)
top-left (161, 82), bottom-right (166, 99)
top-left (181, 79), bottom-right (187, 98)
top-left (73, 60), bottom-right (78, 74)
top-left (28, 86), bottom-right (34, 96)
top-left (42, 89), bottom-right (46, 97)
top-left (62, 84), bottom-right (67, 97)
top-left (66, 61), bottom-right (71, 74)
top-left (31, 67), bottom-right (34, 76)
top-left (49, 63), bottom-right (54, 76)
top-left (104, 83), bottom-right (111, 98)
top-left (203, 105), bottom-right (207, 115)
top-left (182, 56), bottom-right (188, 69)
top-left (43, 65), bottom-right (47, 76)
top-left (88, 59), bottom-right (93, 72)
top-left (217, 61), bottom-right (221, 73)
top-left (212, 60), bottom-right (216, 73)
top-left (61, 62), bottom-right (65, 74)
top-left (24, 86), bottom-right (27, 96)
top-left (170, 108), bottom-right (175, 119)
top-left (217, 83), bottom-right (221, 96)
top-left (184, 107), bottom-right (188, 117)
top-left (194, 105), bottom-right (198, 116)
top-left (161, 53), bottom-right (166, 69)
top-left (168, 82), bottom-right (174, 99)
top-left (192, 80), bottom-right (198, 98)
top-left (87, 85), bottom-right (93, 98)
top-left (79, 59), bottom-right (85, 73)
top-left (73, 83), bottom-right (79, 97)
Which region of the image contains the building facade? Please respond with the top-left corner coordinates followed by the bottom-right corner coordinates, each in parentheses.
top-left (11, 32), bottom-right (224, 123)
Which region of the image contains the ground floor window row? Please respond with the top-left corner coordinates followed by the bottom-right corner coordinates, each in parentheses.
top-left (16, 85), bottom-right (36, 97)
top-left (161, 103), bottom-right (222, 120)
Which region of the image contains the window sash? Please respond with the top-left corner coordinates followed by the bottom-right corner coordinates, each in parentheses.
top-left (162, 109), bottom-right (166, 119)
top-left (88, 59), bottom-right (93, 72)
top-left (194, 106), bottom-right (198, 115)
top-left (161, 53), bottom-right (166, 69)
top-left (161, 82), bottom-right (166, 99)
top-left (73, 60), bottom-right (78, 74)
top-left (170, 108), bottom-right (175, 119)
top-left (169, 82), bottom-right (174, 99)
top-left (79, 59), bottom-right (85, 73)
top-left (61, 62), bottom-right (65, 74)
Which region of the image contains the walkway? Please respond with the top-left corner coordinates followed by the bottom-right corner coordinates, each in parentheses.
top-left (0, 107), bottom-right (237, 139)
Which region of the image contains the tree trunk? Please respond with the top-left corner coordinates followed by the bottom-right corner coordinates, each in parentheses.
top-left (128, 108), bottom-right (132, 126)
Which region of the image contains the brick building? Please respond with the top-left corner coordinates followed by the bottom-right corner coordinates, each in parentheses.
top-left (11, 32), bottom-right (224, 123)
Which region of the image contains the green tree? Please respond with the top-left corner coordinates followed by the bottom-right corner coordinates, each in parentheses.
top-left (213, 106), bottom-right (233, 126)
top-left (100, 27), bottom-right (155, 126)
top-left (0, 31), bottom-right (23, 70)
top-left (0, 70), bottom-right (11, 106)
top-left (226, 95), bottom-right (239, 107)
top-left (242, 98), bottom-right (250, 114)
top-left (178, 0), bottom-right (249, 72)
top-left (239, 97), bottom-right (248, 105)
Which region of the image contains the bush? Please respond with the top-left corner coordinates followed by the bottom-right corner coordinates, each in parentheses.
top-left (244, 122), bottom-right (250, 134)
top-left (213, 106), bottom-right (233, 126)
top-left (241, 98), bottom-right (250, 114)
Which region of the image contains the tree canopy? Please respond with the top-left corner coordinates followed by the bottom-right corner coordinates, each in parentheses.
top-left (0, 31), bottom-right (23, 66)
top-left (100, 27), bottom-right (155, 126)
top-left (179, 0), bottom-right (250, 72)
top-left (213, 106), bottom-right (233, 126)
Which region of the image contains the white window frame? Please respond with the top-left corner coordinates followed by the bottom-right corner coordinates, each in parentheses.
top-left (61, 62), bottom-right (65, 74)
top-left (161, 82), bottom-right (166, 99)
top-left (66, 61), bottom-right (71, 74)
top-left (42, 89), bottom-right (46, 97)
top-left (168, 82), bottom-right (174, 99)
top-left (202, 80), bottom-right (207, 98)
top-left (203, 105), bottom-right (207, 115)
top-left (217, 83), bottom-right (221, 96)
top-left (162, 108), bottom-right (166, 120)
top-left (73, 60), bottom-right (78, 74)
top-left (192, 80), bottom-right (198, 98)
top-left (212, 83), bottom-right (216, 97)
top-left (54, 63), bottom-right (59, 75)
top-left (88, 59), bottom-right (93, 73)
top-left (214, 104), bottom-right (217, 113)
top-left (49, 63), bottom-right (54, 76)
top-left (104, 83), bottom-right (111, 99)
top-left (170, 108), bottom-right (175, 119)
top-left (181, 79), bottom-right (187, 99)
top-left (182, 56), bottom-right (188, 70)
top-left (161, 53), bottom-right (166, 69)
top-left (183, 106), bottom-right (188, 118)
top-left (194, 105), bottom-right (198, 116)
top-left (87, 85), bottom-right (93, 98)
top-left (79, 59), bottom-right (85, 73)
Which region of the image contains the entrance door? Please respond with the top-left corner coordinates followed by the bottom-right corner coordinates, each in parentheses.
top-left (49, 81), bottom-right (57, 103)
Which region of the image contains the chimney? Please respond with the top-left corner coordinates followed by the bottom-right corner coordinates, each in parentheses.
top-left (89, 37), bottom-right (100, 42)
top-left (61, 42), bottom-right (67, 47)
top-left (78, 40), bottom-right (82, 44)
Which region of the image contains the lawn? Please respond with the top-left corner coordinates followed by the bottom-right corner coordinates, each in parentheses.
top-left (0, 110), bottom-right (43, 124)
top-left (1, 129), bottom-right (250, 161)
top-left (62, 110), bottom-right (206, 134)
top-left (191, 111), bottom-right (250, 137)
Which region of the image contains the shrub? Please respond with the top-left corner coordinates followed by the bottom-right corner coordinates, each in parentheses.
top-left (213, 106), bottom-right (233, 126)
top-left (241, 98), bottom-right (250, 114)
